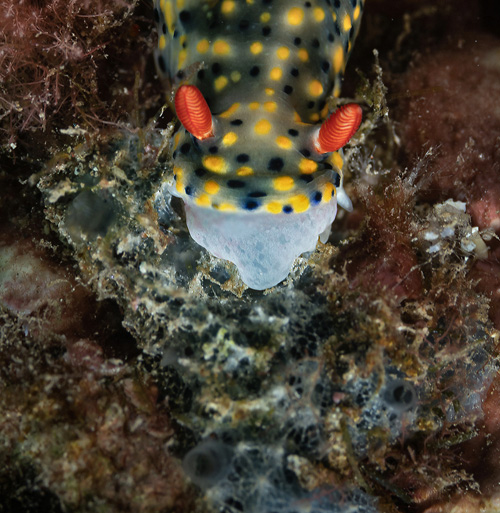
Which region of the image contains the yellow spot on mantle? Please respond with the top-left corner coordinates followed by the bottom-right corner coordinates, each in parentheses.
top-left (196, 39), bottom-right (210, 53)
top-left (214, 40), bottom-right (231, 55)
top-left (218, 203), bottom-right (237, 211)
top-left (313, 7), bottom-right (325, 22)
top-left (204, 180), bottom-right (220, 194)
top-left (265, 88), bottom-right (275, 96)
top-left (196, 194), bottom-right (211, 207)
top-left (223, 132), bottom-right (238, 146)
top-left (237, 166), bottom-right (253, 176)
top-left (165, 1), bottom-right (174, 33)
top-left (214, 76), bottom-right (228, 91)
top-left (273, 176), bottom-right (294, 191)
top-left (266, 201), bottom-right (282, 214)
top-left (264, 101), bottom-right (277, 112)
top-left (221, 0), bottom-right (235, 14)
top-left (333, 46), bottom-right (344, 73)
top-left (290, 194), bottom-right (309, 213)
top-left (331, 151), bottom-right (344, 170)
top-left (298, 48), bottom-right (309, 62)
top-left (219, 103), bottom-right (240, 118)
top-left (249, 102), bottom-right (260, 110)
top-left (353, 4), bottom-right (361, 21)
top-left (260, 12), bottom-right (271, 23)
top-left (203, 155), bottom-right (227, 174)
top-left (270, 67), bottom-right (282, 81)
top-left (231, 71), bottom-right (241, 82)
top-left (287, 7), bottom-right (304, 26)
top-left (254, 119), bottom-right (272, 135)
top-left (178, 49), bottom-right (187, 68)
top-left (309, 80), bottom-right (324, 97)
top-left (250, 41), bottom-right (263, 54)
top-left (276, 136), bottom-right (292, 149)
top-left (159, 35), bottom-right (166, 50)
top-left (277, 46), bottom-right (290, 60)
top-left (299, 158), bottom-right (318, 174)
top-left (323, 183), bottom-right (334, 202)
top-left (343, 14), bottom-right (352, 32)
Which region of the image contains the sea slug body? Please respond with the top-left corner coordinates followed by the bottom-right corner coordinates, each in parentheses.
top-left (154, 0), bottom-right (364, 289)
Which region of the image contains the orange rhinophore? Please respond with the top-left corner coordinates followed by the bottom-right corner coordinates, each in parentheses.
top-left (175, 85), bottom-right (214, 140)
top-left (315, 103), bottom-right (362, 153)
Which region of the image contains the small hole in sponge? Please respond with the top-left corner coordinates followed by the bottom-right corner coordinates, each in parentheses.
top-left (382, 379), bottom-right (417, 413)
top-left (182, 440), bottom-right (234, 489)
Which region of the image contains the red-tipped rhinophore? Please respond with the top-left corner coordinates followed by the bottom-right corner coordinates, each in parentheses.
top-left (174, 85), bottom-right (214, 140)
top-left (315, 103), bottom-right (362, 153)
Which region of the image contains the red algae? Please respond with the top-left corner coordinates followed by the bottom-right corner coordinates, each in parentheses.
top-left (333, 177), bottom-right (423, 301)
top-left (389, 28), bottom-right (500, 335)
top-left (0, 0), bottom-right (158, 155)
top-left (396, 34), bottom-right (500, 233)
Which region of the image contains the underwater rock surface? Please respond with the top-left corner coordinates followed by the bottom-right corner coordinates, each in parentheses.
top-left (31, 118), bottom-right (498, 513)
top-left (1, 0), bottom-right (500, 512)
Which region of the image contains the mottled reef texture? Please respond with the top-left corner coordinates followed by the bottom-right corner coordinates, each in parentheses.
top-left (1, 0), bottom-right (500, 512)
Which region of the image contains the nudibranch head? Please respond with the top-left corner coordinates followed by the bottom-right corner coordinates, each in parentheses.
top-left (168, 86), bottom-right (361, 290)
top-left (172, 85), bottom-right (360, 217)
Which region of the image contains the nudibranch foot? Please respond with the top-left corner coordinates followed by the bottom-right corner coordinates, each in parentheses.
top-left (182, 198), bottom-right (337, 290)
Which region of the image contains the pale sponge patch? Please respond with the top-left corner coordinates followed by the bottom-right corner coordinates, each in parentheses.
top-left (183, 200), bottom-right (337, 290)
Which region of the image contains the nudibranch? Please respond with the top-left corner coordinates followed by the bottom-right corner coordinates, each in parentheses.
top-left (153, 0), bottom-right (364, 290)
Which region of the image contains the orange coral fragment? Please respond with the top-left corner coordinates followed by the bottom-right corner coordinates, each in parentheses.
top-left (315, 103), bottom-right (362, 153)
top-left (174, 85), bottom-right (214, 140)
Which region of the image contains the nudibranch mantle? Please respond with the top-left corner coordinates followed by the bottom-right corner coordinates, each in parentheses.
top-left (154, 0), bottom-right (364, 290)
